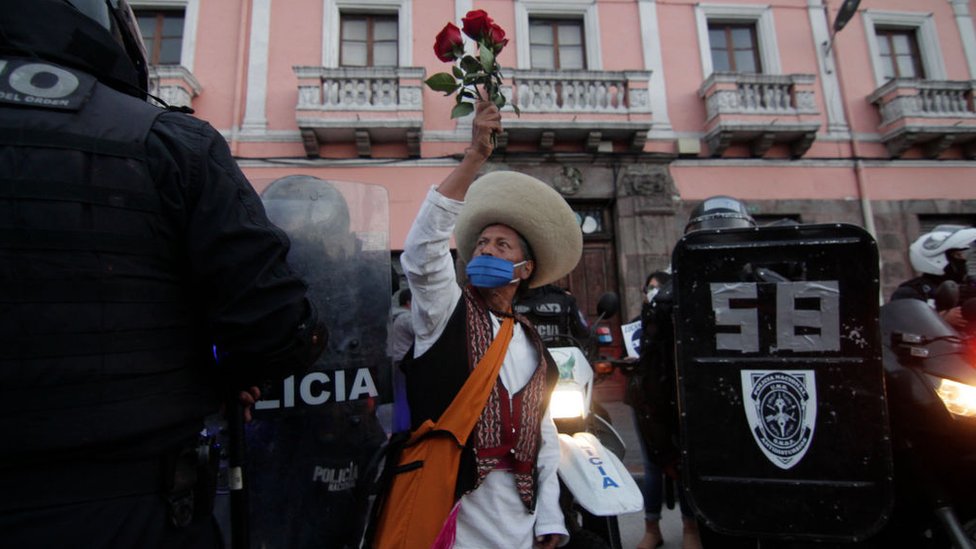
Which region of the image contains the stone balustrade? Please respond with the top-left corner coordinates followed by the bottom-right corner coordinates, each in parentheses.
top-left (506, 69), bottom-right (652, 114)
top-left (700, 72), bottom-right (817, 120)
top-left (869, 79), bottom-right (975, 125)
top-left (294, 66), bottom-right (424, 111)
top-left (697, 72), bottom-right (820, 157)
top-left (868, 79), bottom-right (976, 158)
top-left (148, 65), bottom-right (201, 109)
top-left (292, 66), bottom-right (424, 157)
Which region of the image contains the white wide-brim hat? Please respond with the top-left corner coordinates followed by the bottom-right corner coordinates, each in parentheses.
top-left (455, 171), bottom-right (583, 288)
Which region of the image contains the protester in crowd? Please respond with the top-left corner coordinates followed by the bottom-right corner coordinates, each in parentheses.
top-left (632, 271), bottom-right (671, 549)
top-left (375, 100), bottom-right (581, 548)
top-left (0, 1), bottom-right (324, 546)
top-left (389, 288), bottom-right (414, 432)
top-left (632, 270), bottom-right (702, 549)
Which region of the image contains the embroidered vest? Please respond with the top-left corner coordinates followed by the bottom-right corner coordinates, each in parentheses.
top-left (401, 287), bottom-right (558, 509)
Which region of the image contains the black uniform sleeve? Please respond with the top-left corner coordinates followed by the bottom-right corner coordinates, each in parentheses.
top-left (146, 113), bottom-right (325, 386)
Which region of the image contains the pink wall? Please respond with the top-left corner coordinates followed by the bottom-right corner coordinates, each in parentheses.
top-left (176, 0), bottom-right (974, 250)
top-left (658, 1), bottom-right (707, 132)
top-left (267, 0), bottom-right (323, 131)
top-left (192, 0), bottom-right (248, 129)
top-left (244, 165), bottom-right (458, 249)
top-left (672, 163), bottom-right (976, 202)
top-left (598, 0), bottom-right (643, 70)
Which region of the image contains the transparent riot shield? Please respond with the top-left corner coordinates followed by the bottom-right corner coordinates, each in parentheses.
top-left (243, 176), bottom-right (391, 549)
top-left (672, 223), bottom-right (893, 542)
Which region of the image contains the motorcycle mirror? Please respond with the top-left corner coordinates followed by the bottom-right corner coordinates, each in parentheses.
top-left (596, 292), bottom-right (619, 320)
top-left (934, 281), bottom-right (960, 311)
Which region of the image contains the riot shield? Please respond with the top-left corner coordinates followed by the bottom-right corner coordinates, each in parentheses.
top-left (244, 175), bottom-right (391, 549)
top-left (672, 223), bottom-right (893, 542)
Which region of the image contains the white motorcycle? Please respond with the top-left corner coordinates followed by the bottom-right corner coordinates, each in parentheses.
top-left (546, 294), bottom-right (643, 549)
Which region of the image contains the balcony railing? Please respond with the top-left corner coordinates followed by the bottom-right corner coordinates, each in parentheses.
top-left (509, 70), bottom-right (650, 113)
top-left (868, 79), bottom-right (976, 158)
top-left (498, 69), bottom-right (652, 151)
top-left (698, 72), bottom-right (820, 157)
top-left (293, 66), bottom-right (424, 157)
top-left (148, 65), bottom-right (201, 109)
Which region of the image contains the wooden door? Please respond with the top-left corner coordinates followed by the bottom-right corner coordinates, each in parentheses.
top-left (555, 241), bottom-right (622, 356)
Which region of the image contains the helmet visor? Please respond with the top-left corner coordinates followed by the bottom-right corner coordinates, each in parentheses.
top-left (685, 213), bottom-right (756, 233)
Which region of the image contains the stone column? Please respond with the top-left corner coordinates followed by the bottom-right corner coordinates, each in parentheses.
top-left (615, 163), bottom-right (681, 320)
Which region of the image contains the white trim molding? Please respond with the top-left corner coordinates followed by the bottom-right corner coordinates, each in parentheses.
top-left (514, 0), bottom-right (602, 71)
top-left (455, 0), bottom-right (473, 30)
top-left (948, 0), bottom-right (976, 79)
top-left (242, 0), bottom-right (271, 132)
top-left (862, 10), bottom-right (946, 87)
top-left (130, 0), bottom-right (199, 72)
top-left (807, 0), bottom-right (847, 134)
top-left (638, 0), bottom-right (670, 132)
top-left (694, 3), bottom-right (781, 79)
top-left (322, 0), bottom-right (413, 68)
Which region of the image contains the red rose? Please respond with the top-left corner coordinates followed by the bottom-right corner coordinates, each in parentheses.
top-left (433, 22), bottom-right (463, 62)
top-left (461, 9), bottom-right (493, 41)
top-left (488, 23), bottom-right (507, 52)
top-left (487, 22), bottom-right (506, 44)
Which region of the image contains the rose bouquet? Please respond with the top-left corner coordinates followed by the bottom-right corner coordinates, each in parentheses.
top-left (425, 9), bottom-right (519, 119)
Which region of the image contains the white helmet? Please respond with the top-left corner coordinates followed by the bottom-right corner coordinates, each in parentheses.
top-left (909, 225), bottom-right (976, 276)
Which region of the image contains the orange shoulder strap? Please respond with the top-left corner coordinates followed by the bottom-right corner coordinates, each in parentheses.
top-left (433, 316), bottom-right (514, 444)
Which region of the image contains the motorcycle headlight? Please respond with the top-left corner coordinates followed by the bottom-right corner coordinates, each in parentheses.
top-left (550, 384), bottom-right (585, 419)
top-left (928, 375), bottom-right (976, 419)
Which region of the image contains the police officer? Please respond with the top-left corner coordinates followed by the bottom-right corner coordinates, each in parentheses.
top-left (514, 283), bottom-right (590, 346)
top-left (892, 225), bottom-right (976, 330)
top-left (639, 196), bottom-right (757, 464)
top-left (0, 1), bottom-right (324, 547)
top-left (635, 196), bottom-right (757, 549)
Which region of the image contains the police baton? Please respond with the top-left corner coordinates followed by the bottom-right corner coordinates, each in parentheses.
top-left (227, 396), bottom-right (250, 549)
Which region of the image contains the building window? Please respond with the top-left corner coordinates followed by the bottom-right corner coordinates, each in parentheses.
top-left (694, 5), bottom-right (780, 78)
top-left (572, 206), bottom-right (611, 239)
top-left (876, 27), bottom-right (924, 80)
top-left (862, 11), bottom-right (945, 87)
top-left (340, 14), bottom-right (398, 67)
top-left (135, 9), bottom-right (185, 65)
top-left (708, 23), bottom-right (760, 73)
top-left (529, 18), bottom-right (586, 70)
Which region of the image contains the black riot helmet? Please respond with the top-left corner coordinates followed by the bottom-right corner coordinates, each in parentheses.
top-left (65, 0), bottom-right (149, 90)
top-left (684, 195), bottom-right (757, 234)
top-left (0, 0), bottom-right (149, 98)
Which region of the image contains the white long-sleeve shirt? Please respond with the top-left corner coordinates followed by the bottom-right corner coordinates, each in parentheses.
top-left (400, 187), bottom-right (568, 548)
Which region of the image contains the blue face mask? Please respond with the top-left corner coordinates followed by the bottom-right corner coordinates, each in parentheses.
top-left (466, 255), bottom-right (528, 288)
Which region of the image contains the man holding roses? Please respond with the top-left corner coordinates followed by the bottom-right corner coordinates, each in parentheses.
top-left (375, 100), bottom-right (573, 549)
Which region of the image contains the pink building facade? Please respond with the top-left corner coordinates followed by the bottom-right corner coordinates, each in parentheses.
top-left (140, 0), bottom-right (976, 319)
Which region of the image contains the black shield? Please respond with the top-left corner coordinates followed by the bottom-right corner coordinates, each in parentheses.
top-left (245, 176), bottom-right (391, 548)
top-left (672, 223), bottom-right (893, 541)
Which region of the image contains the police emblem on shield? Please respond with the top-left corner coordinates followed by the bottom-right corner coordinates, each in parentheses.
top-left (741, 370), bottom-right (817, 470)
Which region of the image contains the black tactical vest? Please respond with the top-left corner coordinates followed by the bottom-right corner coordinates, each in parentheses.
top-left (514, 285), bottom-right (579, 341)
top-left (0, 58), bottom-right (219, 465)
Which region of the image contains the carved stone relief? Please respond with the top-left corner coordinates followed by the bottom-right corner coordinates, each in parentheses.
top-left (553, 165), bottom-right (584, 196)
top-left (621, 165), bottom-right (674, 201)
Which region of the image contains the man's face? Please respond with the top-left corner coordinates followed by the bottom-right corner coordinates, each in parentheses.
top-left (474, 224), bottom-right (534, 281)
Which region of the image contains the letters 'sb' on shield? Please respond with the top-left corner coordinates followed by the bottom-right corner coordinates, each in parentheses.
top-left (672, 224), bottom-right (893, 542)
